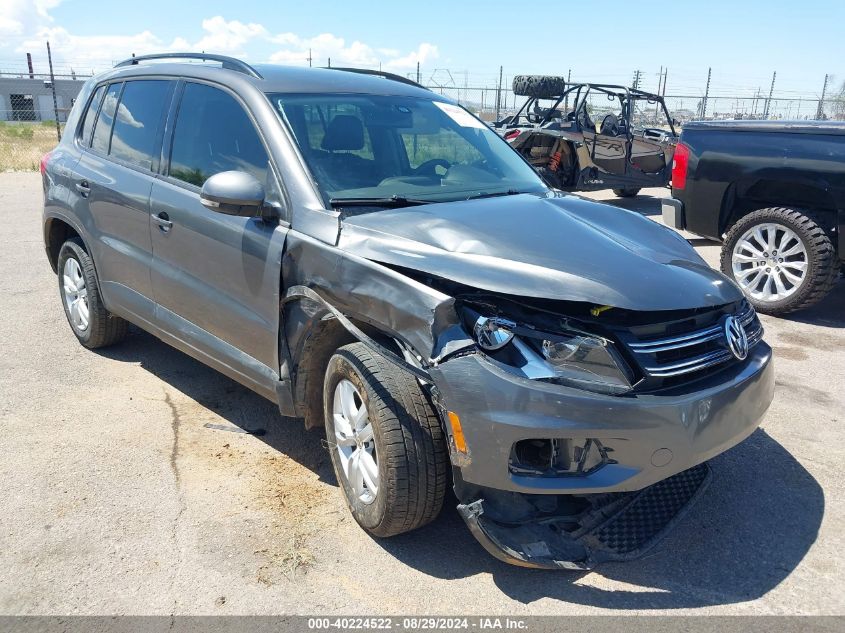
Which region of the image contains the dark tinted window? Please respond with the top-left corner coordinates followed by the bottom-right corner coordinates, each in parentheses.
top-left (109, 80), bottom-right (170, 170)
top-left (92, 83), bottom-right (121, 154)
top-left (80, 84), bottom-right (105, 147)
top-left (169, 83), bottom-right (268, 187)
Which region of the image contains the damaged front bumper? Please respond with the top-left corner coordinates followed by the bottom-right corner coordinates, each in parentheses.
top-left (458, 462), bottom-right (712, 570)
top-left (430, 342), bottom-right (772, 568)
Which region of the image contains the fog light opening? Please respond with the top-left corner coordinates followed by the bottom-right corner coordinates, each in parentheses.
top-left (509, 438), bottom-right (615, 477)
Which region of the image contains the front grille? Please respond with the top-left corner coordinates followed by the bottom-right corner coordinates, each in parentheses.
top-left (620, 302), bottom-right (763, 383)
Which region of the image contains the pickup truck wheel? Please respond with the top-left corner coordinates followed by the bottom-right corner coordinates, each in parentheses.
top-left (57, 238), bottom-right (128, 348)
top-left (323, 343), bottom-right (447, 537)
top-left (721, 207), bottom-right (838, 315)
top-left (613, 188), bottom-right (641, 198)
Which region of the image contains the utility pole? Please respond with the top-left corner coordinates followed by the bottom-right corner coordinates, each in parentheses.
top-left (327, 57), bottom-right (331, 68)
top-left (702, 67), bottom-right (712, 119)
top-left (565, 68), bottom-right (571, 110)
top-left (26, 52), bottom-right (34, 79)
top-left (764, 71), bottom-right (776, 119)
top-left (495, 65), bottom-right (503, 122)
top-left (416, 61), bottom-right (420, 84)
top-left (655, 65), bottom-right (663, 118)
top-left (632, 69), bottom-right (642, 90)
top-left (307, 48), bottom-right (312, 67)
top-left (816, 74), bottom-right (829, 119)
top-left (46, 41), bottom-right (61, 142)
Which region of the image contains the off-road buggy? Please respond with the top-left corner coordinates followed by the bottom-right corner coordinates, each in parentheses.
top-left (494, 75), bottom-right (679, 197)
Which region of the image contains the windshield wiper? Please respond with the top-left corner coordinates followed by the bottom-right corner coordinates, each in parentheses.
top-left (465, 189), bottom-right (524, 201)
top-left (329, 195), bottom-right (432, 208)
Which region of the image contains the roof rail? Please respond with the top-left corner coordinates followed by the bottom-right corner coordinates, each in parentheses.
top-left (114, 53), bottom-right (263, 79)
top-left (327, 67), bottom-right (428, 90)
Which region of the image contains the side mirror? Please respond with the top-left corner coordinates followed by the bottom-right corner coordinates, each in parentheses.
top-left (200, 171), bottom-right (265, 217)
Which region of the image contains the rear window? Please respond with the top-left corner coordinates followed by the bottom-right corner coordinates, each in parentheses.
top-left (79, 85), bottom-right (105, 147)
top-left (91, 83), bottom-right (121, 154)
top-left (109, 80), bottom-right (171, 170)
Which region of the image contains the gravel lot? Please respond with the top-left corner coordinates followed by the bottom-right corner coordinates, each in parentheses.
top-left (0, 173), bottom-right (842, 615)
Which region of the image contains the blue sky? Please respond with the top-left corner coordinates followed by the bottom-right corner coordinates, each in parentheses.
top-left (1, 0), bottom-right (842, 98)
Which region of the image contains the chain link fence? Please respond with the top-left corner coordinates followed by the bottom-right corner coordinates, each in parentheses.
top-left (422, 85), bottom-right (844, 125)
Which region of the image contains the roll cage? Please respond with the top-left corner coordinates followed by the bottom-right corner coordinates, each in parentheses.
top-left (498, 83), bottom-right (677, 137)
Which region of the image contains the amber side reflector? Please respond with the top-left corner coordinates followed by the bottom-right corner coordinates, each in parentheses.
top-left (447, 411), bottom-right (468, 454)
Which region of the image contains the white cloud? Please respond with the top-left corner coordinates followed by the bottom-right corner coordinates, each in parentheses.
top-left (383, 43), bottom-right (439, 71)
top-left (194, 16), bottom-right (267, 55)
top-left (3, 4), bottom-right (439, 77)
top-left (0, 0), bottom-right (62, 39)
top-left (268, 32), bottom-right (438, 72)
top-left (268, 32), bottom-right (380, 67)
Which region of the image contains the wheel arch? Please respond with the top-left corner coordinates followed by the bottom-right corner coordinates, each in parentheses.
top-left (719, 176), bottom-right (838, 238)
top-left (281, 287), bottom-right (431, 429)
top-left (44, 216), bottom-right (82, 273)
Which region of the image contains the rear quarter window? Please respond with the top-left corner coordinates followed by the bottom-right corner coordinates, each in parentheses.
top-left (79, 85), bottom-right (106, 147)
top-left (91, 83), bottom-right (122, 154)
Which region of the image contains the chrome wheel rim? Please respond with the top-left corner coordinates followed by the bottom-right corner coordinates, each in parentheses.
top-left (731, 223), bottom-right (808, 303)
top-left (62, 257), bottom-right (90, 332)
top-left (332, 379), bottom-right (378, 504)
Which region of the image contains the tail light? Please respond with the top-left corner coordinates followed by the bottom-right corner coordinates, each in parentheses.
top-left (671, 142), bottom-right (691, 190)
top-left (40, 151), bottom-right (52, 175)
top-left (504, 129), bottom-right (521, 141)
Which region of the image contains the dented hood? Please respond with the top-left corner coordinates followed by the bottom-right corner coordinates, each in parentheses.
top-left (338, 193), bottom-right (742, 311)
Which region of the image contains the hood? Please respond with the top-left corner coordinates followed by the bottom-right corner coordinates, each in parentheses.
top-left (338, 194), bottom-right (742, 311)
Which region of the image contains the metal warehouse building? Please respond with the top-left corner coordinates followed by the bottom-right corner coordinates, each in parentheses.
top-left (0, 75), bottom-right (87, 123)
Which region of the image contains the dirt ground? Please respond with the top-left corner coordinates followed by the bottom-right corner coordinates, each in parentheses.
top-left (0, 174), bottom-right (842, 615)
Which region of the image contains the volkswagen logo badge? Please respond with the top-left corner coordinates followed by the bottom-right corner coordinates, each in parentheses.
top-left (724, 316), bottom-right (749, 361)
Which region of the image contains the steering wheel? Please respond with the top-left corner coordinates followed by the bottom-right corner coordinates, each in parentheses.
top-left (414, 158), bottom-right (451, 177)
top-left (600, 114), bottom-right (620, 136)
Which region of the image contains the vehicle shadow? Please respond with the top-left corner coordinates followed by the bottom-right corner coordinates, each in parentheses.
top-left (96, 328), bottom-right (334, 483)
top-left (600, 193), bottom-right (664, 216)
top-left (786, 278), bottom-right (845, 328)
top-left (98, 329), bottom-right (823, 610)
top-left (375, 428), bottom-right (823, 609)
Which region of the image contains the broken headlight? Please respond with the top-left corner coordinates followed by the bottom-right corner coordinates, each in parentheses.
top-left (536, 333), bottom-right (634, 395)
top-left (470, 314), bottom-right (635, 395)
top-left (473, 316), bottom-right (516, 351)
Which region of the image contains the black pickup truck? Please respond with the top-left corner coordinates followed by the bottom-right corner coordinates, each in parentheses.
top-left (662, 120), bottom-right (844, 314)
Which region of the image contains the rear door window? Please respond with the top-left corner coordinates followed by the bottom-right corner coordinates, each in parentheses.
top-left (79, 84), bottom-right (106, 147)
top-left (109, 80), bottom-right (171, 171)
top-left (91, 83), bottom-right (122, 154)
top-left (168, 82), bottom-right (269, 187)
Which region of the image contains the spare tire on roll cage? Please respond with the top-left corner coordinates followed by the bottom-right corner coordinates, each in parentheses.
top-left (512, 75), bottom-right (567, 99)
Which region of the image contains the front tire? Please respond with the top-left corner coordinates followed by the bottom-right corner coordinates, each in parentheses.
top-left (323, 343), bottom-right (447, 537)
top-left (57, 238), bottom-right (127, 348)
top-left (720, 207), bottom-right (838, 315)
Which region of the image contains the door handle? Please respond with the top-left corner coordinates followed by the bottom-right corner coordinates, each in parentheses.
top-left (75, 180), bottom-right (90, 197)
top-left (153, 212), bottom-right (173, 233)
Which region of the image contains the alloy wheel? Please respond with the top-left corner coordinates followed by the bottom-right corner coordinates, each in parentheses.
top-left (731, 222), bottom-right (808, 302)
top-left (332, 379), bottom-right (379, 504)
top-left (62, 257), bottom-right (90, 332)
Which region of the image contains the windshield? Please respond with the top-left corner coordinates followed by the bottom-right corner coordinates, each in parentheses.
top-left (269, 93), bottom-right (548, 206)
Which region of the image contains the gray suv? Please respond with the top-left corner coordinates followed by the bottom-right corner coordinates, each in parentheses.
top-left (42, 53), bottom-right (774, 569)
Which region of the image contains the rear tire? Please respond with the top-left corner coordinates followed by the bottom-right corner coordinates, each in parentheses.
top-left (512, 75), bottom-right (567, 99)
top-left (57, 238), bottom-right (128, 348)
top-left (720, 207), bottom-right (838, 315)
top-left (323, 343), bottom-right (448, 537)
top-left (613, 187), bottom-right (641, 198)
